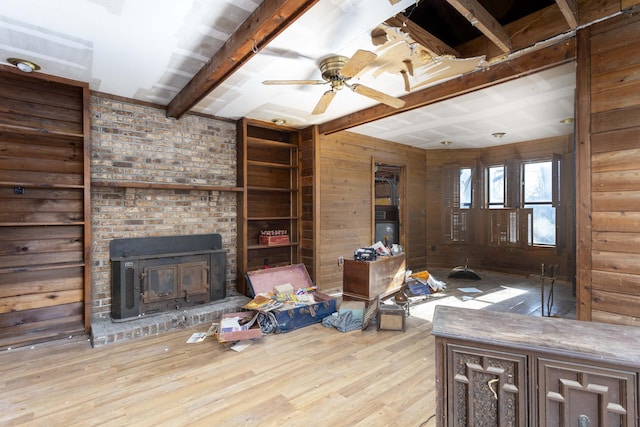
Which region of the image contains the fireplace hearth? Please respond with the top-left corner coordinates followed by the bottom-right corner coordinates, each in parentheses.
top-left (110, 234), bottom-right (227, 321)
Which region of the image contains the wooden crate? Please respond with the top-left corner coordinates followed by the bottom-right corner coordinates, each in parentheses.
top-left (259, 234), bottom-right (289, 246)
top-left (343, 253), bottom-right (406, 300)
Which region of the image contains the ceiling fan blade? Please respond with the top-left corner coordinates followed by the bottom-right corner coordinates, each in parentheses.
top-left (312, 90), bottom-right (336, 115)
top-left (400, 70), bottom-right (411, 92)
top-left (340, 49), bottom-right (377, 78)
top-left (263, 80), bottom-right (326, 85)
top-left (350, 84), bottom-right (405, 109)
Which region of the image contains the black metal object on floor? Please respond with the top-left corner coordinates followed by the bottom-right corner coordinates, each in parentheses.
top-left (448, 258), bottom-right (481, 280)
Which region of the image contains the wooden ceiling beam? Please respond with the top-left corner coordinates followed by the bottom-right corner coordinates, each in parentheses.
top-left (318, 38), bottom-right (576, 135)
top-left (385, 14), bottom-right (460, 57)
top-left (555, 0), bottom-right (578, 28)
top-left (446, 0), bottom-right (512, 53)
top-left (166, 0), bottom-right (319, 119)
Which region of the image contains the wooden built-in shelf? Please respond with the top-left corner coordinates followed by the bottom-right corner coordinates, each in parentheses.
top-left (247, 186), bottom-right (297, 192)
top-left (92, 180), bottom-right (243, 192)
top-left (0, 69), bottom-right (90, 347)
top-left (0, 181), bottom-right (85, 189)
top-left (248, 242), bottom-right (299, 250)
top-left (247, 160), bottom-right (297, 169)
top-left (248, 216), bottom-right (298, 221)
top-left (0, 262), bottom-right (86, 275)
top-left (0, 123), bottom-right (84, 139)
top-left (247, 137), bottom-right (298, 149)
top-left (0, 222), bottom-right (84, 227)
top-left (237, 118), bottom-right (301, 295)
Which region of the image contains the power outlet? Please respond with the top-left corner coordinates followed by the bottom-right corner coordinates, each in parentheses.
top-left (338, 256), bottom-right (344, 266)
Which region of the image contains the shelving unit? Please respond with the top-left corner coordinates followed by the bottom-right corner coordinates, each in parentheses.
top-left (0, 67), bottom-right (90, 348)
top-left (237, 118), bottom-right (300, 294)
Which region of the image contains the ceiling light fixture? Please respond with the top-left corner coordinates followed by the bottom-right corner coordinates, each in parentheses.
top-left (492, 132), bottom-right (506, 139)
top-left (559, 117), bottom-right (574, 124)
top-left (441, 140), bottom-right (453, 146)
top-left (7, 57), bottom-right (41, 73)
top-left (271, 118), bottom-right (287, 126)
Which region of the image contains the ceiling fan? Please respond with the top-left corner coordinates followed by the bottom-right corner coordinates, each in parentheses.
top-left (262, 49), bottom-right (406, 115)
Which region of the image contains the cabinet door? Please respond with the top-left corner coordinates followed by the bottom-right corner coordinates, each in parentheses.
top-left (538, 358), bottom-right (637, 426)
top-left (447, 344), bottom-right (527, 426)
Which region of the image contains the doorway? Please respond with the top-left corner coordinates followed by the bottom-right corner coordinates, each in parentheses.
top-left (374, 163), bottom-right (403, 247)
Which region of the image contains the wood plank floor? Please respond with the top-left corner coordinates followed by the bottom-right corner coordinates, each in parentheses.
top-left (0, 270), bottom-right (575, 427)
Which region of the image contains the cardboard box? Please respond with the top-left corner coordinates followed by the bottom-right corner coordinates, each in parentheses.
top-left (215, 311), bottom-right (263, 342)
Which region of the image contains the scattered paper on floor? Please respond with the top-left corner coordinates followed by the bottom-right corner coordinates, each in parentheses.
top-left (186, 332), bottom-right (207, 343)
top-left (230, 340), bottom-right (253, 352)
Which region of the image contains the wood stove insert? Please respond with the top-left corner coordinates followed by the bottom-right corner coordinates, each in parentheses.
top-left (110, 234), bottom-right (226, 321)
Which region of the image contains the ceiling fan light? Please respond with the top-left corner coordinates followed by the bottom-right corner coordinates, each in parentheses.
top-left (492, 132), bottom-right (506, 139)
top-left (7, 57), bottom-right (41, 73)
top-left (441, 140), bottom-right (453, 146)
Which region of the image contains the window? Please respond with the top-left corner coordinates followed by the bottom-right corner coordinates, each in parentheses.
top-left (459, 167), bottom-right (472, 209)
top-left (487, 165), bottom-right (505, 208)
top-left (523, 161), bottom-right (556, 246)
top-left (443, 165), bottom-right (473, 243)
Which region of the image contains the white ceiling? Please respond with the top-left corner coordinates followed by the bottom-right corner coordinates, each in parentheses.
top-left (1, 0), bottom-right (576, 149)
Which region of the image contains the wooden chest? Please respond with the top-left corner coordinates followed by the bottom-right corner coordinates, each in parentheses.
top-left (342, 253), bottom-right (406, 301)
top-left (246, 264), bottom-right (337, 333)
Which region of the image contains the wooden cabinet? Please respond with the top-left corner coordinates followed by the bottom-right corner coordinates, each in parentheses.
top-left (433, 306), bottom-right (640, 427)
top-left (237, 118), bottom-right (300, 294)
top-left (342, 254), bottom-right (406, 326)
top-left (342, 253), bottom-right (406, 302)
top-left (0, 67), bottom-right (90, 348)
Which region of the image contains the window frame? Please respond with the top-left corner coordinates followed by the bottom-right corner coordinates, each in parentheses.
top-left (485, 156), bottom-right (560, 248)
top-left (522, 159), bottom-right (557, 247)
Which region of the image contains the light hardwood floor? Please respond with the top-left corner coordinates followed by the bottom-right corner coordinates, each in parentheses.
top-left (0, 270), bottom-right (575, 427)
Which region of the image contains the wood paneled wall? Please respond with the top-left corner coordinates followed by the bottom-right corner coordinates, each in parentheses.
top-left (313, 131), bottom-right (426, 291)
top-left (577, 12), bottom-right (640, 325)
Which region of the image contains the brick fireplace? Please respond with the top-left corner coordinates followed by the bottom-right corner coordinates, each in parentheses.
top-left (89, 94), bottom-right (249, 347)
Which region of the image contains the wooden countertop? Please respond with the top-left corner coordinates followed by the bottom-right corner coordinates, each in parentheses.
top-left (432, 305), bottom-right (640, 367)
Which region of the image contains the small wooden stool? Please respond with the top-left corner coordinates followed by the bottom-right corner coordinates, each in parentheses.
top-left (377, 304), bottom-right (406, 332)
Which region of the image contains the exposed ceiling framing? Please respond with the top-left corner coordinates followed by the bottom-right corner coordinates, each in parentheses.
top-left (1, 0), bottom-right (629, 149)
top-left (167, 0), bottom-right (320, 119)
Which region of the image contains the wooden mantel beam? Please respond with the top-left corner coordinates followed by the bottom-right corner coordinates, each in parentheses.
top-left (555, 0), bottom-right (578, 28)
top-left (447, 0), bottom-right (512, 53)
top-left (318, 38), bottom-right (576, 136)
top-left (166, 0), bottom-right (319, 119)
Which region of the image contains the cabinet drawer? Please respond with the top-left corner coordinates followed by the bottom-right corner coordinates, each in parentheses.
top-left (446, 343), bottom-right (527, 427)
top-left (538, 358), bottom-right (637, 426)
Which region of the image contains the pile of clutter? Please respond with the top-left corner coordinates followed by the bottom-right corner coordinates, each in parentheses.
top-left (354, 240), bottom-right (403, 261)
top-left (243, 282), bottom-right (317, 312)
top-left (405, 269), bottom-right (446, 296)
